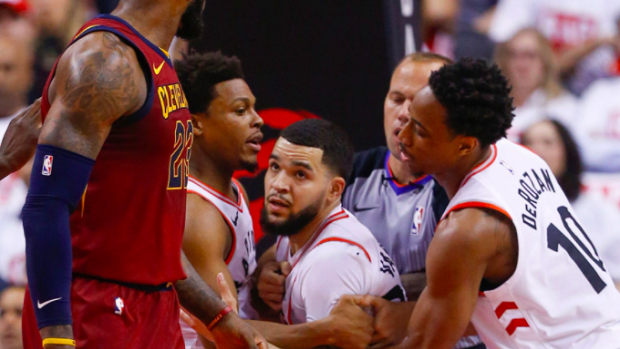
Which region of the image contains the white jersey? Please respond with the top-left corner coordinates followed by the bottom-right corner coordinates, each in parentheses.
top-left (276, 205), bottom-right (405, 325)
top-left (443, 138), bottom-right (620, 348)
top-left (181, 177), bottom-right (258, 349)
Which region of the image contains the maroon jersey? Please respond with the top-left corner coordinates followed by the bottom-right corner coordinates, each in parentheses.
top-left (41, 15), bottom-right (191, 285)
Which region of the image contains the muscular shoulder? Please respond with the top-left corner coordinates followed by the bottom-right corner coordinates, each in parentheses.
top-left (50, 31), bottom-right (146, 122)
top-left (184, 193), bottom-right (232, 259)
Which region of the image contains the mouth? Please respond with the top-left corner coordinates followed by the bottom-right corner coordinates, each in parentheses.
top-left (246, 132), bottom-right (264, 152)
top-left (399, 142), bottom-right (412, 162)
top-left (266, 195), bottom-right (291, 213)
top-left (393, 126), bottom-right (402, 137)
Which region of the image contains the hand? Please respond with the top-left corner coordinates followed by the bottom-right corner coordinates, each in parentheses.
top-left (359, 296), bottom-right (414, 349)
top-left (40, 324), bottom-right (74, 349)
top-left (180, 273), bottom-right (239, 342)
top-left (211, 312), bottom-right (267, 349)
top-left (257, 261), bottom-right (291, 311)
top-left (0, 99), bottom-right (42, 176)
top-left (323, 295), bottom-right (374, 349)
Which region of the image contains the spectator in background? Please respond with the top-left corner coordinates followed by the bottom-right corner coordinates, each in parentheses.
top-left (26, 0), bottom-right (95, 101)
top-left (489, 0), bottom-right (620, 95)
top-left (572, 74), bottom-right (620, 172)
top-left (453, 0), bottom-right (497, 61)
top-left (521, 119), bottom-right (620, 291)
top-left (0, 29), bottom-right (35, 290)
top-left (495, 28), bottom-right (577, 141)
top-left (0, 285), bottom-right (25, 349)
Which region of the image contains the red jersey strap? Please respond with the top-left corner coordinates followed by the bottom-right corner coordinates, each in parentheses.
top-left (189, 176), bottom-right (243, 212)
top-left (313, 237), bottom-right (372, 262)
top-left (187, 189), bottom-right (237, 265)
top-left (41, 15), bottom-right (157, 127)
top-left (442, 201), bottom-right (512, 221)
top-left (460, 144), bottom-right (497, 188)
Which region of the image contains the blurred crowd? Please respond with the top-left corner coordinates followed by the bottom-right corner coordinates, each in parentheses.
top-left (1, 0), bottom-right (620, 348)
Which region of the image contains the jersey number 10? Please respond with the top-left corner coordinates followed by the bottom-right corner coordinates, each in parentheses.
top-left (547, 206), bottom-right (607, 293)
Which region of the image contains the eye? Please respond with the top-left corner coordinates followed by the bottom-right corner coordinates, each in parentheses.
top-left (235, 108), bottom-right (246, 116)
top-left (296, 171), bottom-right (306, 179)
top-left (269, 162), bottom-right (279, 171)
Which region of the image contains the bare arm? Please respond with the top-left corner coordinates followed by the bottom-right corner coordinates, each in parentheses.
top-left (399, 271), bottom-right (427, 301)
top-left (397, 208), bottom-right (514, 349)
top-left (0, 99), bottom-right (42, 180)
top-left (35, 32), bottom-right (146, 347)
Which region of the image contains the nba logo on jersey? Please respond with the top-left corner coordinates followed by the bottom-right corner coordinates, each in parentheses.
top-left (411, 207), bottom-right (424, 235)
top-left (114, 297), bottom-right (124, 315)
top-left (42, 155), bottom-right (53, 176)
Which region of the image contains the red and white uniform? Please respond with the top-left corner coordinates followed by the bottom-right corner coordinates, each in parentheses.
top-left (276, 205), bottom-right (405, 325)
top-left (443, 138), bottom-right (620, 348)
top-left (181, 177), bottom-right (258, 349)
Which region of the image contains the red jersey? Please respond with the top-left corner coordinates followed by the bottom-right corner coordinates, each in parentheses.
top-left (41, 15), bottom-right (191, 285)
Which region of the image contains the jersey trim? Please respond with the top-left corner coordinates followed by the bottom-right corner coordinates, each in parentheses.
top-left (313, 237), bottom-right (372, 262)
top-left (443, 201), bottom-right (511, 221)
top-left (97, 14), bottom-right (173, 67)
top-left (384, 151), bottom-right (433, 195)
top-left (460, 144), bottom-right (497, 188)
top-left (186, 189), bottom-right (237, 265)
top-left (188, 176), bottom-right (243, 212)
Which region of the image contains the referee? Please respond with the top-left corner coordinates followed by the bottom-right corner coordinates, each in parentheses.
top-left (342, 52), bottom-right (484, 349)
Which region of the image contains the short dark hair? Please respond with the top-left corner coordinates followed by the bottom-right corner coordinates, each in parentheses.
top-left (402, 52), bottom-right (453, 65)
top-left (280, 119), bottom-right (354, 179)
top-left (175, 51), bottom-right (245, 114)
top-left (429, 58), bottom-right (514, 147)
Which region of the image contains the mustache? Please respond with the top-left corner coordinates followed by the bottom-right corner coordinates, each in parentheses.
top-left (266, 193), bottom-right (292, 206)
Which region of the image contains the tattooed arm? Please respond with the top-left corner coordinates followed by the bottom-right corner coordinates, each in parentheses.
top-left (33, 32), bottom-right (146, 348)
top-left (177, 252), bottom-right (267, 349)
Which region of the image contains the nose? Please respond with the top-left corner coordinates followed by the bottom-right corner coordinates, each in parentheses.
top-left (269, 170), bottom-right (289, 194)
top-left (252, 110), bottom-right (264, 129)
top-left (397, 100), bottom-right (411, 125)
top-left (398, 120), bottom-right (413, 146)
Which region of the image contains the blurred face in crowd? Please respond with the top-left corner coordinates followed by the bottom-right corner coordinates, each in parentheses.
top-left (384, 60), bottom-right (445, 161)
top-left (0, 286), bottom-right (25, 349)
top-left (27, 0), bottom-right (73, 34)
top-left (0, 36), bottom-right (33, 110)
top-left (261, 138), bottom-right (342, 236)
top-left (521, 120), bottom-right (566, 177)
top-left (505, 30), bottom-right (545, 92)
top-left (193, 79), bottom-right (264, 172)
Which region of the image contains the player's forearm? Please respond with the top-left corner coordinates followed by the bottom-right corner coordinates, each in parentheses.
top-left (176, 252), bottom-right (229, 323)
top-left (247, 319), bottom-right (333, 349)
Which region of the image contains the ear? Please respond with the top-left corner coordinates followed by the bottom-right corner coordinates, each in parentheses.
top-left (326, 176), bottom-right (346, 203)
top-left (457, 136), bottom-right (479, 156)
top-left (191, 114), bottom-right (204, 137)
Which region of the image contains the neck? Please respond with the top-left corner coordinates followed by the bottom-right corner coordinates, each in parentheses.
top-left (289, 200), bottom-right (341, 255)
top-left (111, 0), bottom-right (187, 50)
top-left (511, 85), bottom-right (536, 108)
top-left (0, 96), bottom-right (26, 118)
top-left (388, 154), bottom-right (418, 184)
top-left (189, 148), bottom-right (235, 200)
top-left (433, 146), bottom-right (492, 199)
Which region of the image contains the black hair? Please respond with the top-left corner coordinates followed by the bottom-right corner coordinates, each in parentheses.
top-left (175, 51), bottom-right (244, 114)
top-left (429, 58), bottom-right (515, 147)
top-left (522, 120), bottom-right (582, 202)
top-left (280, 119), bottom-right (354, 179)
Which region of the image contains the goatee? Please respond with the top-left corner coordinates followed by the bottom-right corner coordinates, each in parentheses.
top-left (260, 201), bottom-right (321, 237)
top-left (176, 0), bottom-right (204, 40)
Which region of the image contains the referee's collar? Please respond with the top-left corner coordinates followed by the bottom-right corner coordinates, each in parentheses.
top-left (384, 151), bottom-right (432, 195)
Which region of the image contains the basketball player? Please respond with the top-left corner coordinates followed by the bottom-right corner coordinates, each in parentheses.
top-left (20, 1), bottom-right (264, 348)
top-left (259, 119), bottom-right (405, 334)
top-left (175, 52), bottom-right (263, 348)
top-left (176, 53), bottom-right (378, 349)
top-left (0, 100), bottom-right (41, 180)
top-left (258, 53), bottom-right (483, 348)
top-left (389, 58), bottom-right (620, 347)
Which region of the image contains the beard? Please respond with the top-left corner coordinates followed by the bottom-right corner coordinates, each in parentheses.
top-left (176, 0), bottom-right (205, 40)
top-left (260, 199), bottom-right (322, 237)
